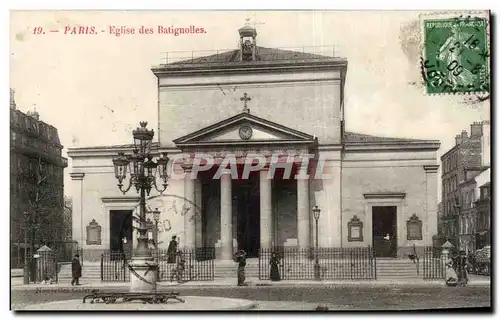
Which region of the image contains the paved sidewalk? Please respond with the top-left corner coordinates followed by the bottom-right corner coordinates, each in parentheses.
top-left (11, 274), bottom-right (490, 291)
top-left (14, 296), bottom-right (257, 311)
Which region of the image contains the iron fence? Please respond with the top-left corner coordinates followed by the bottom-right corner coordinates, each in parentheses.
top-left (422, 246), bottom-right (445, 280)
top-left (49, 240), bottom-right (79, 263)
top-left (153, 247), bottom-right (215, 282)
top-left (159, 45), bottom-right (342, 65)
top-left (101, 247), bottom-right (215, 283)
top-left (259, 247), bottom-right (376, 280)
top-left (24, 250), bottom-right (59, 283)
top-left (101, 252), bottom-right (129, 282)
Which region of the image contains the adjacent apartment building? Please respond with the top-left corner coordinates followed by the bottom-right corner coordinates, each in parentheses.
top-left (439, 120), bottom-right (490, 252)
top-left (10, 89), bottom-right (68, 267)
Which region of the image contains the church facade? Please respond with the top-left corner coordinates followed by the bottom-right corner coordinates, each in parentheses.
top-left (68, 24), bottom-right (441, 261)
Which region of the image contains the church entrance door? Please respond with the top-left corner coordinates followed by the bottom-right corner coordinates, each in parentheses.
top-left (109, 210), bottom-right (133, 258)
top-left (372, 206), bottom-right (397, 257)
top-left (234, 174), bottom-right (260, 258)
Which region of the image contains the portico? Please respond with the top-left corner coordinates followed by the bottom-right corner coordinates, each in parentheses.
top-left (173, 111), bottom-right (317, 259)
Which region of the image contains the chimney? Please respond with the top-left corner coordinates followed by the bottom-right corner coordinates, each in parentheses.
top-left (455, 134), bottom-right (462, 145)
top-left (461, 130), bottom-right (468, 142)
top-left (470, 121), bottom-right (483, 137)
top-left (10, 88), bottom-right (16, 109)
top-left (481, 121), bottom-right (491, 167)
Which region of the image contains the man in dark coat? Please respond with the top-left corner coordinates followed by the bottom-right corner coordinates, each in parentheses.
top-left (167, 236), bottom-right (178, 263)
top-left (234, 250), bottom-right (247, 286)
top-left (71, 254), bottom-right (82, 286)
top-left (457, 250), bottom-right (469, 286)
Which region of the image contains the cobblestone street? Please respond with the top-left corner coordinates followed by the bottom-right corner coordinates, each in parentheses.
top-left (12, 284), bottom-right (491, 311)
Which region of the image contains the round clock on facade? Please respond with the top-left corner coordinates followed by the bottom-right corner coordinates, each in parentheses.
top-left (239, 125), bottom-right (253, 140)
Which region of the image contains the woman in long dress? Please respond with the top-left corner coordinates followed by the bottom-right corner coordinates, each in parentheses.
top-left (445, 257), bottom-right (458, 286)
top-left (270, 252), bottom-right (281, 281)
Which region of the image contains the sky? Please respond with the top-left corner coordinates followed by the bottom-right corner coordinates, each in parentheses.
top-left (9, 10), bottom-right (490, 200)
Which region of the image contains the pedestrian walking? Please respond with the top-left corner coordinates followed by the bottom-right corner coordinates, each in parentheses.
top-left (270, 252), bottom-right (281, 281)
top-left (457, 250), bottom-right (469, 286)
top-left (444, 257), bottom-right (458, 286)
top-left (233, 250), bottom-right (247, 286)
top-left (71, 254), bottom-right (82, 286)
top-left (170, 256), bottom-right (186, 283)
top-left (166, 236), bottom-right (178, 263)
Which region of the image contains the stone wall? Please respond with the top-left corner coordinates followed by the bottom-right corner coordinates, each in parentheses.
top-left (158, 71), bottom-right (342, 147)
top-left (341, 148), bottom-right (439, 257)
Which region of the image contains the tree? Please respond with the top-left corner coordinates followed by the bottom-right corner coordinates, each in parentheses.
top-left (25, 156), bottom-right (65, 251)
top-left (62, 196), bottom-right (73, 241)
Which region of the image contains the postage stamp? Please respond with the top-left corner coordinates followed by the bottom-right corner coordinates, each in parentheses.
top-left (421, 12), bottom-right (490, 95)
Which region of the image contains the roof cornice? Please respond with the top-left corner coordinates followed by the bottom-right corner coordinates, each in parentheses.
top-left (152, 60), bottom-right (348, 77)
top-left (344, 140), bottom-right (441, 152)
top-left (67, 143), bottom-right (160, 158)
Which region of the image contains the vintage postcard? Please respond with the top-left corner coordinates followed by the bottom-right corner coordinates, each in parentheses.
top-left (10, 10), bottom-right (491, 311)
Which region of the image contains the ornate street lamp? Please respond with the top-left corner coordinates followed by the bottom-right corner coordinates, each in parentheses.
top-left (112, 121), bottom-right (169, 293)
top-left (312, 205), bottom-right (321, 281)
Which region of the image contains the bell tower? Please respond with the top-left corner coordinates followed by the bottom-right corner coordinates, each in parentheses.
top-left (238, 19), bottom-right (257, 61)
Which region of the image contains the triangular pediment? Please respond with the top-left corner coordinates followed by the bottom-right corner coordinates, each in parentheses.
top-left (173, 112), bottom-right (316, 147)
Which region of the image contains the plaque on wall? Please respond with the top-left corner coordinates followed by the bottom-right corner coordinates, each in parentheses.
top-left (407, 214), bottom-right (423, 240)
top-left (348, 215), bottom-right (363, 242)
top-left (86, 219), bottom-right (102, 245)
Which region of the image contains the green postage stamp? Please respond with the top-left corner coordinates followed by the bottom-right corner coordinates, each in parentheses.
top-left (421, 12), bottom-right (490, 94)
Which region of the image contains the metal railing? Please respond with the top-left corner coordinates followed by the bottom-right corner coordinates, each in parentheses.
top-left (153, 247), bottom-right (215, 282)
top-left (49, 240), bottom-right (79, 263)
top-left (24, 250), bottom-right (59, 284)
top-left (422, 246), bottom-right (445, 280)
top-left (101, 247), bottom-right (215, 283)
top-left (158, 45), bottom-right (342, 65)
top-left (259, 247), bottom-right (376, 280)
top-left (101, 252), bottom-right (129, 282)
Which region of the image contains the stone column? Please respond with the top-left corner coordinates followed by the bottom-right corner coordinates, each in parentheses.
top-left (195, 178), bottom-right (203, 248)
top-left (424, 165), bottom-right (439, 246)
top-left (182, 164), bottom-right (196, 248)
top-left (297, 177), bottom-right (310, 248)
top-left (70, 173), bottom-right (85, 248)
top-left (220, 169), bottom-right (233, 260)
top-left (260, 168), bottom-right (272, 249)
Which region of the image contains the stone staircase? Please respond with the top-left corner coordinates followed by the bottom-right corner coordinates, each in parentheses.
top-left (213, 259), bottom-right (261, 279)
top-left (55, 258), bottom-right (422, 283)
top-left (375, 258), bottom-right (421, 279)
top-left (57, 262), bottom-right (102, 283)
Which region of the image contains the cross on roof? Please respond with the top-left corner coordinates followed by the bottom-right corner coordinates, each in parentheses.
top-left (251, 13), bottom-right (265, 28)
top-left (240, 92), bottom-right (251, 113)
top-left (243, 14), bottom-right (265, 29)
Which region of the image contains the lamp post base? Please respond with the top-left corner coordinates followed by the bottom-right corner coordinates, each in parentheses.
top-left (128, 258), bottom-right (158, 293)
top-left (314, 263), bottom-right (321, 281)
